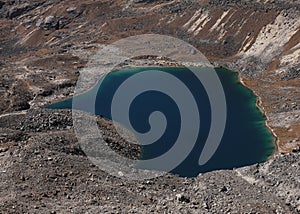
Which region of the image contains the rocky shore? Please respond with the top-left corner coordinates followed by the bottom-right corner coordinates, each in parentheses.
top-left (0, 107), bottom-right (299, 213)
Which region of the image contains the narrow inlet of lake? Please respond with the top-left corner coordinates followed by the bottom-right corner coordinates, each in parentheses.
top-left (47, 67), bottom-right (275, 177)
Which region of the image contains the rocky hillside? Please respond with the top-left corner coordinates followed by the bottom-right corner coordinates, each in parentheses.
top-left (0, 0), bottom-right (299, 213)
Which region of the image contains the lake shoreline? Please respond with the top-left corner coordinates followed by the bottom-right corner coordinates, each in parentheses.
top-left (237, 72), bottom-right (279, 157)
top-left (215, 65), bottom-right (278, 158)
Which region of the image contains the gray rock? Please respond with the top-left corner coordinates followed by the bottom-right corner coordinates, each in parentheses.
top-left (66, 7), bottom-right (76, 13)
top-left (176, 194), bottom-right (190, 203)
top-left (44, 16), bottom-right (55, 25)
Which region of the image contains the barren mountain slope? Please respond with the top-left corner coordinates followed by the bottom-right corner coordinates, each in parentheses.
top-left (0, 0), bottom-right (299, 151)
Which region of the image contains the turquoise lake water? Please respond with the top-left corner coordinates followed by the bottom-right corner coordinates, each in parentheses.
top-left (47, 67), bottom-right (275, 177)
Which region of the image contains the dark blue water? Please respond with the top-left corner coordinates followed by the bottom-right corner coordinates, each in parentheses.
top-left (47, 67), bottom-right (275, 177)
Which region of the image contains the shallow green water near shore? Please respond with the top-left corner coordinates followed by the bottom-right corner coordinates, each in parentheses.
top-left (47, 67), bottom-right (275, 177)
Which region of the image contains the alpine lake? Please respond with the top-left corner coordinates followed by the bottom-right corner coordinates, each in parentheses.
top-left (47, 67), bottom-right (275, 177)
